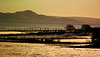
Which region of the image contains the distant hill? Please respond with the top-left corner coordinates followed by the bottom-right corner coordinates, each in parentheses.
top-left (0, 10), bottom-right (100, 28)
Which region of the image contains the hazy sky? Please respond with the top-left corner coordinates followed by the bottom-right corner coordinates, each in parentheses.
top-left (0, 0), bottom-right (100, 18)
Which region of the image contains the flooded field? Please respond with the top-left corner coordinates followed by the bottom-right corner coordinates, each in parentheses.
top-left (0, 42), bottom-right (100, 57)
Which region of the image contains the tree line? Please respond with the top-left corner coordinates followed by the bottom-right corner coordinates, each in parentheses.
top-left (65, 24), bottom-right (92, 32)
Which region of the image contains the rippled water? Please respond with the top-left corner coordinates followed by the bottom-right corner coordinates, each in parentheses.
top-left (0, 42), bottom-right (100, 57)
top-left (0, 21), bottom-right (100, 29)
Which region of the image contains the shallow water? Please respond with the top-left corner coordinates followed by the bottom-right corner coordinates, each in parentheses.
top-left (0, 31), bottom-right (25, 34)
top-left (60, 39), bottom-right (91, 42)
top-left (0, 21), bottom-right (100, 29)
top-left (0, 42), bottom-right (100, 57)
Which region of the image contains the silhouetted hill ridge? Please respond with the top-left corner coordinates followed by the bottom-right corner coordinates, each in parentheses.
top-left (0, 10), bottom-right (100, 25)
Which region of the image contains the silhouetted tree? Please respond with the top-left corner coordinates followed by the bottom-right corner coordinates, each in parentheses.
top-left (81, 24), bottom-right (91, 29)
top-left (65, 24), bottom-right (76, 31)
top-left (81, 24), bottom-right (92, 32)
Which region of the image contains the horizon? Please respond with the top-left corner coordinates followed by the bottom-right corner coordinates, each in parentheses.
top-left (0, 0), bottom-right (100, 18)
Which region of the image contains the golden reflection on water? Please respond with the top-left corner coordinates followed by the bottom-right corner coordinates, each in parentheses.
top-left (60, 39), bottom-right (91, 42)
top-left (0, 32), bottom-right (25, 34)
top-left (0, 42), bottom-right (100, 57)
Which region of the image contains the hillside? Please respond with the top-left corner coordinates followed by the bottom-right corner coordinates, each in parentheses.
top-left (0, 10), bottom-right (100, 28)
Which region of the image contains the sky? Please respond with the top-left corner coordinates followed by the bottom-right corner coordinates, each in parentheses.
top-left (0, 0), bottom-right (100, 18)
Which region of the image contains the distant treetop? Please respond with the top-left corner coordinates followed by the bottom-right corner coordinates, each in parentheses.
top-left (81, 24), bottom-right (92, 30)
top-left (65, 24), bottom-right (76, 31)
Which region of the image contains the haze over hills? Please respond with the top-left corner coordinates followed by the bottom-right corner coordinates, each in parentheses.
top-left (0, 10), bottom-right (100, 28)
